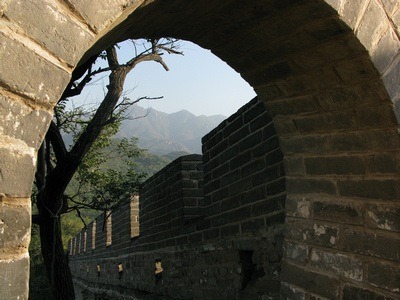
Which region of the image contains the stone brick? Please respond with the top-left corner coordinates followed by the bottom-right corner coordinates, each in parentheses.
top-left (286, 177), bottom-right (337, 195)
top-left (203, 228), bottom-right (220, 241)
top-left (281, 261), bottom-right (340, 299)
top-left (367, 261), bottom-right (400, 294)
top-left (252, 196), bottom-right (284, 217)
top-left (381, 0), bottom-right (400, 15)
top-left (342, 285), bottom-right (391, 300)
top-left (249, 112), bottom-right (272, 132)
top-left (280, 282), bottom-right (306, 300)
top-left (0, 32), bottom-right (70, 104)
top-left (371, 27), bottom-right (400, 74)
top-left (324, 0), bottom-right (342, 11)
top-left (0, 147), bottom-right (35, 197)
top-left (366, 204), bottom-right (400, 232)
top-left (264, 96), bottom-right (320, 116)
top-left (285, 197), bottom-right (310, 218)
top-left (239, 131), bottom-right (263, 152)
top-left (220, 170), bottom-right (240, 187)
top-left (315, 82), bottom-right (387, 110)
top-left (273, 117), bottom-right (297, 136)
top-left (223, 115), bottom-right (244, 137)
top-left (357, 0), bottom-right (389, 51)
top-left (0, 254), bottom-right (29, 300)
top-left (252, 164), bottom-right (284, 188)
top-left (285, 220), bottom-right (340, 247)
top-left (310, 249), bottom-right (363, 281)
top-left (204, 178), bottom-right (221, 192)
top-left (255, 84), bottom-right (285, 101)
top-left (241, 186), bottom-right (267, 205)
top-left (3, 0), bottom-right (93, 66)
top-left (229, 152), bottom-right (252, 170)
top-left (342, 228), bottom-right (400, 261)
top-left (228, 125), bottom-right (250, 146)
top-left (0, 200), bottom-right (30, 249)
top-left (284, 242), bottom-right (308, 265)
top-left (382, 55), bottom-right (400, 100)
top-left (241, 218), bottom-right (265, 234)
top-left (0, 94), bottom-right (52, 149)
top-left (312, 199), bottom-right (364, 225)
top-left (221, 195), bottom-right (241, 211)
top-left (341, 0), bottom-right (370, 29)
top-left (338, 179), bottom-right (400, 200)
top-left (335, 58), bottom-right (378, 83)
top-left (264, 139), bottom-right (282, 158)
top-left (266, 178), bottom-right (286, 196)
top-left (68, 0), bottom-right (130, 32)
top-left (305, 156), bottom-right (365, 175)
top-left (368, 154), bottom-right (400, 174)
top-left (241, 157), bottom-right (265, 178)
top-left (220, 224), bottom-right (240, 237)
top-left (306, 18), bottom-right (350, 42)
top-left (283, 156), bottom-right (304, 176)
top-left (251, 60), bottom-right (294, 83)
top-left (209, 138), bottom-right (229, 158)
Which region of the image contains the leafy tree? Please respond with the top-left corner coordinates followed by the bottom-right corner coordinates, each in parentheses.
top-left (32, 38), bottom-right (181, 299)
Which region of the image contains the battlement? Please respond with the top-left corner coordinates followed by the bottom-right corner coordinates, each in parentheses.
top-left (69, 97), bottom-right (287, 299)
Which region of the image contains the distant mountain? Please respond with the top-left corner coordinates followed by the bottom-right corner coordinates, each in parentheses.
top-left (117, 105), bottom-right (226, 154)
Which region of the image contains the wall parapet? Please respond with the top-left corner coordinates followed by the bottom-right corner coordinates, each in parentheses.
top-left (69, 97), bottom-right (286, 299)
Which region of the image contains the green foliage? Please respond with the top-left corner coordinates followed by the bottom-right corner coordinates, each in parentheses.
top-left (70, 136), bottom-right (147, 211)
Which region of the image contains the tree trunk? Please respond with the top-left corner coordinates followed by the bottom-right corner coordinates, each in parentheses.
top-left (38, 203), bottom-right (75, 300)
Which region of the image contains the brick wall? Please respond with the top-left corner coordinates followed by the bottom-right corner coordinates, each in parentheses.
top-left (69, 97), bottom-right (286, 299)
top-left (2, 1), bottom-right (400, 299)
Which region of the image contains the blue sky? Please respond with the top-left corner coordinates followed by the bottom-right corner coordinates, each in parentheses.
top-left (73, 40), bottom-right (256, 117)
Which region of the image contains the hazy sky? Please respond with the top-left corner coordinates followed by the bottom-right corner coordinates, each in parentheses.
top-left (74, 40), bottom-right (256, 117)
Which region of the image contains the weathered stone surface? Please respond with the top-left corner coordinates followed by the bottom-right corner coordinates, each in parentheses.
top-left (3, 0), bottom-right (93, 66)
top-left (381, 0), bottom-right (400, 15)
top-left (285, 220), bottom-right (339, 247)
top-left (0, 32), bottom-right (70, 104)
top-left (285, 197), bottom-right (310, 218)
top-left (356, 1), bottom-right (389, 51)
top-left (281, 261), bottom-right (340, 299)
top-left (0, 255), bottom-right (29, 298)
top-left (342, 228), bottom-right (400, 261)
top-left (368, 154), bottom-right (400, 174)
top-left (338, 179), bottom-right (400, 200)
top-left (305, 156), bottom-right (365, 175)
top-left (280, 282), bottom-right (306, 300)
top-left (310, 249), bottom-right (363, 281)
top-left (367, 262), bottom-right (400, 294)
top-left (284, 242), bottom-right (308, 265)
top-left (366, 204), bottom-right (400, 232)
top-left (0, 200), bottom-right (30, 249)
top-left (286, 177), bottom-right (337, 195)
top-left (382, 55), bottom-right (400, 100)
top-left (68, 0), bottom-right (131, 32)
top-left (371, 27), bottom-right (400, 74)
top-left (0, 94), bottom-right (52, 149)
top-left (312, 199), bottom-right (364, 225)
top-left (342, 285), bottom-right (392, 300)
top-left (283, 156), bottom-right (304, 176)
top-left (0, 147), bottom-right (35, 197)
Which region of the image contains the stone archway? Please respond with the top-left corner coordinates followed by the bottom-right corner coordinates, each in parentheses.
top-left (0, 0), bottom-right (399, 298)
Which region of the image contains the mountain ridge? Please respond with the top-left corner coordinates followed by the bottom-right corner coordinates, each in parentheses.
top-left (117, 105), bottom-right (226, 154)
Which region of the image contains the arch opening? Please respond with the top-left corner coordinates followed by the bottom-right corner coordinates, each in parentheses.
top-left (1, 0), bottom-right (399, 299)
